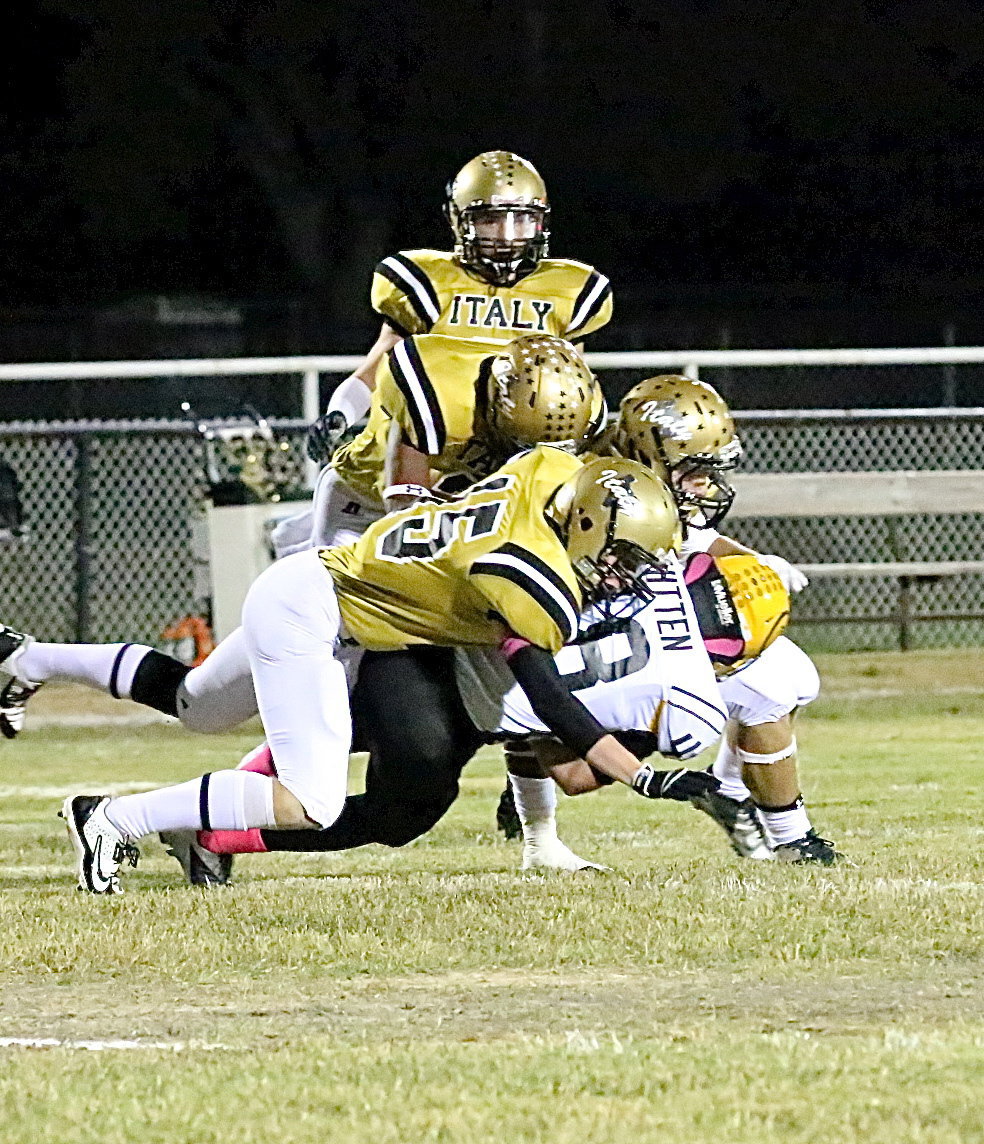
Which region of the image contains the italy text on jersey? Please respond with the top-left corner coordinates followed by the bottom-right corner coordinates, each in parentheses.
top-left (372, 251), bottom-right (612, 342)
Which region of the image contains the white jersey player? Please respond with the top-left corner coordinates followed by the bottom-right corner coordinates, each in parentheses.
top-left (457, 558), bottom-right (726, 761)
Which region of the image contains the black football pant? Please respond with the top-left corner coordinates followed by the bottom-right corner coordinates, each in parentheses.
top-left (259, 647), bottom-right (485, 852)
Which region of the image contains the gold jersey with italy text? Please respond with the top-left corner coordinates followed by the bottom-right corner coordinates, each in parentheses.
top-left (320, 445), bottom-right (583, 654)
top-left (331, 333), bottom-right (510, 505)
top-left (371, 249), bottom-right (612, 344)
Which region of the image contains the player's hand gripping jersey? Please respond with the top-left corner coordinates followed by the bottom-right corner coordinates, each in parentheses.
top-left (332, 334), bottom-right (508, 504)
top-left (372, 249), bottom-right (612, 344)
top-left (455, 560), bottom-right (727, 760)
top-left (320, 446), bottom-right (584, 653)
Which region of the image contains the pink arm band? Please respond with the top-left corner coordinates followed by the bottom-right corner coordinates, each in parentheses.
top-left (500, 636), bottom-right (532, 661)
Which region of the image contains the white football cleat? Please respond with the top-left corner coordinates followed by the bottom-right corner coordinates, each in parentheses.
top-left (522, 837), bottom-right (610, 873)
top-left (62, 795), bottom-right (139, 894)
top-left (0, 623), bottom-right (41, 739)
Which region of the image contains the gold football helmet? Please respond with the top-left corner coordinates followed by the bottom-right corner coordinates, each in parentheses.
top-left (445, 151), bottom-right (550, 285)
top-left (486, 335), bottom-right (601, 453)
top-left (548, 457), bottom-right (682, 620)
top-left (613, 375), bottom-right (742, 528)
top-left (683, 553), bottom-right (790, 676)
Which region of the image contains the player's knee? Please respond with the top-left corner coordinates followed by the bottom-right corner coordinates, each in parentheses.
top-left (736, 735), bottom-right (798, 766)
top-left (283, 782), bottom-right (347, 831)
top-left (374, 727), bottom-right (457, 791)
top-left (375, 795), bottom-right (455, 847)
top-left (173, 681), bottom-right (246, 733)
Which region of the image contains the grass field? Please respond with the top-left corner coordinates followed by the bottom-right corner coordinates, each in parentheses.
top-left (2, 648), bottom-right (984, 1144)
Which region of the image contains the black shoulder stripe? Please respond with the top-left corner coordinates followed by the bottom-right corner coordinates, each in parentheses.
top-left (470, 557), bottom-right (577, 645)
top-left (498, 541), bottom-right (581, 618)
top-left (381, 314), bottom-right (413, 339)
top-left (388, 337), bottom-right (447, 456)
top-left (567, 271), bottom-right (613, 336)
top-left (376, 254), bottom-right (441, 330)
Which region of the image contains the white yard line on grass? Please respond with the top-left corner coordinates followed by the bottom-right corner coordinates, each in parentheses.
top-left (0, 782), bottom-right (171, 799)
top-left (869, 877), bottom-right (984, 894)
top-left (28, 712), bottom-right (174, 727)
top-left (824, 684), bottom-right (983, 699)
top-left (0, 1037), bottom-right (232, 1051)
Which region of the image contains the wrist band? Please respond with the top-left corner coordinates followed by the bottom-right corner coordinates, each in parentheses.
top-left (383, 483), bottom-right (433, 502)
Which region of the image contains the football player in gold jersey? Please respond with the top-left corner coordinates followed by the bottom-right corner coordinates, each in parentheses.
top-left (62, 450), bottom-right (719, 893)
top-left (332, 331), bottom-right (604, 516)
top-left (305, 150), bottom-right (612, 464)
top-left (274, 331), bottom-right (606, 555)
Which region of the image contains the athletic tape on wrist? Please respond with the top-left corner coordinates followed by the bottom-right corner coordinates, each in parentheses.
top-left (736, 736), bottom-right (797, 766)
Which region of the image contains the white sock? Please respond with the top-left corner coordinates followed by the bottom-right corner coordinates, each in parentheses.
top-left (510, 774), bottom-right (558, 845)
top-left (17, 642), bottom-right (152, 696)
top-left (105, 770), bottom-right (277, 839)
top-left (711, 739), bottom-right (752, 801)
top-left (759, 803), bottom-right (812, 846)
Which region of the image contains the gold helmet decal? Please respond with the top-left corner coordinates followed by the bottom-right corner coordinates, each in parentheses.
top-left (445, 151), bottom-right (550, 285)
top-left (487, 335), bottom-right (601, 452)
top-left (684, 553), bottom-right (790, 676)
top-left (613, 375), bottom-right (742, 528)
top-left (548, 457), bottom-right (682, 621)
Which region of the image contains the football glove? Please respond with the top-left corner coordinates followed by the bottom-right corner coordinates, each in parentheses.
top-left (632, 764), bottom-right (720, 801)
top-left (758, 553), bottom-right (809, 593)
top-left (306, 410), bottom-right (349, 465)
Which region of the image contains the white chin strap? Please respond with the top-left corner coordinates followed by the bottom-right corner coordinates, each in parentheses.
top-left (736, 737), bottom-right (797, 766)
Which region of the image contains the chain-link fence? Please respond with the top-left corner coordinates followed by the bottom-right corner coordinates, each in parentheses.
top-left (0, 420), bottom-right (308, 646)
top-left (1, 410), bottom-right (983, 652)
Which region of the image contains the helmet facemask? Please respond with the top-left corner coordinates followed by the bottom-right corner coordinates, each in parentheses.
top-left (550, 459), bottom-right (683, 626)
top-left (669, 449), bottom-right (740, 530)
top-left (572, 539), bottom-right (660, 624)
top-left (457, 205), bottom-right (549, 286)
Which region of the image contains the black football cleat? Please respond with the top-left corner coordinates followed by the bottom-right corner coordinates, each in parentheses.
top-left (159, 830), bottom-right (234, 887)
top-left (774, 829), bottom-right (843, 865)
top-left (496, 783), bottom-right (522, 840)
top-left (691, 789), bottom-right (775, 860)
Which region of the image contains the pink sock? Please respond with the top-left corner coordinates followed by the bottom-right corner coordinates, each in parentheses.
top-left (236, 743), bottom-right (277, 776)
top-left (205, 745), bottom-right (275, 852)
top-left (198, 828), bottom-right (269, 855)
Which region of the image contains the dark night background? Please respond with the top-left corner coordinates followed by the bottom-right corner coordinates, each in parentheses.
top-left (2, 0), bottom-right (984, 412)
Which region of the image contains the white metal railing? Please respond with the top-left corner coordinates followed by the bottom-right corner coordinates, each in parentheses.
top-left (4, 345), bottom-right (984, 424)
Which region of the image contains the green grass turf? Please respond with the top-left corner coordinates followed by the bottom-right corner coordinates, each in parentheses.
top-left (1, 649), bottom-right (983, 1143)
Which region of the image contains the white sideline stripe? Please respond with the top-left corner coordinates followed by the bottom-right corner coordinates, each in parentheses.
top-left (0, 782), bottom-right (167, 799)
top-left (869, 877), bottom-right (984, 894)
top-left (27, 712), bottom-right (173, 727)
top-left (822, 685), bottom-right (983, 700)
top-left (0, 1037), bottom-right (232, 1052)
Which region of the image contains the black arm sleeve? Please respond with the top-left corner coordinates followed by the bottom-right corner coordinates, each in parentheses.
top-left (507, 644), bottom-right (607, 761)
